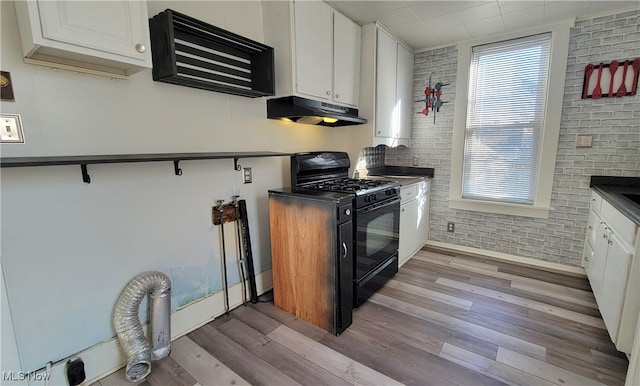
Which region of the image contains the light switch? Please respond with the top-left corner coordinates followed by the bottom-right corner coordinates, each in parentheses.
top-left (576, 134), bottom-right (593, 148)
top-left (0, 114), bottom-right (24, 143)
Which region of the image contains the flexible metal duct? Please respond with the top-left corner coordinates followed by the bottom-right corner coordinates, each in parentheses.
top-left (113, 271), bottom-right (171, 383)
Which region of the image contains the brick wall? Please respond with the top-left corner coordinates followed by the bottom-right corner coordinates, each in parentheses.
top-left (388, 10), bottom-right (640, 266)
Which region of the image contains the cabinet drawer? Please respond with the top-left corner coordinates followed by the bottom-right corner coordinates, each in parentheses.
top-left (401, 184), bottom-right (418, 203)
top-left (601, 199), bottom-right (637, 246)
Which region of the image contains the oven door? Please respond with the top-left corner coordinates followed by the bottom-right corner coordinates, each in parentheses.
top-left (355, 196), bottom-right (400, 281)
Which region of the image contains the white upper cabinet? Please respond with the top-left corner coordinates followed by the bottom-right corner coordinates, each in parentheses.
top-left (294, 1), bottom-right (333, 100)
top-left (361, 23), bottom-right (415, 147)
top-left (396, 44), bottom-right (414, 141)
top-left (375, 29), bottom-right (397, 139)
top-left (263, 0), bottom-right (361, 107)
top-left (332, 12), bottom-right (360, 106)
top-left (14, 0), bottom-right (152, 77)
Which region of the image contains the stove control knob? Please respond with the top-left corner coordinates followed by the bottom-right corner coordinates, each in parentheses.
top-left (371, 194), bottom-right (377, 202)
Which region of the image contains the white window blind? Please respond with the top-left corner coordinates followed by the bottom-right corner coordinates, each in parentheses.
top-left (463, 33), bottom-right (551, 205)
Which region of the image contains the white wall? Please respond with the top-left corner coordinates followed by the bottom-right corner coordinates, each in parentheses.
top-left (0, 0), bottom-right (369, 374)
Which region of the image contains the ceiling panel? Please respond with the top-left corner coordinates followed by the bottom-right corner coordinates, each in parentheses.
top-left (324, 0), bottom-right (639, 50)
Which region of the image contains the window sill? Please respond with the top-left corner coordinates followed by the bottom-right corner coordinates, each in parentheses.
top-left (448, 198), bottom-right (553, 219)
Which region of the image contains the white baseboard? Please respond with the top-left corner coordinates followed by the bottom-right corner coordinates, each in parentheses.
top-left (29, 270), bottom-right (273, 386)
top-left (424, 241), bottom-right (586, 277)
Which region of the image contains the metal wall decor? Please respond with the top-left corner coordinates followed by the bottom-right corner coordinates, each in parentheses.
top-left (582, 57), bottom-right (640, 99)
top-left (416, 75), bottom-right (448, 123)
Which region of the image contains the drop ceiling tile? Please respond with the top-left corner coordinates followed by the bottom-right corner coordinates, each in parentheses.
top-left (378, 6), bottom-right (420, 27)
top-left (502, 6), bottom-right (545, 30)
top-left (464, 15), bottom-right (506, 37)
top-left (497, 0), bottom-right (543, 14)
top-left (587, 1), bottom-right (640, 14)
top-left (449, 2), bottom-right (502, 23)
top-left (356, 0), bottom-right (419, 17)
top-left (324, 1), bottom-right (377, 25)
top-left (409, 1), bottom-right (490, 20)
top-left (432, 23), bottom-right (473, 46)
top-left (543, 1), bottom-right (593, 23)
top-left (387, 19), bottom-right (431, 47)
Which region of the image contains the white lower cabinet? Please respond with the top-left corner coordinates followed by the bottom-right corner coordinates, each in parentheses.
top-left (399, 179), bottom-right (430, 267)
top-left (583, 190), bottom-right (638, 354)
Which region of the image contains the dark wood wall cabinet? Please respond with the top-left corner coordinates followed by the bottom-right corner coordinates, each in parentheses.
top-left (149, 9), bottom-right (275, 98)
top-left (269, 189), bottom-right (354, 335)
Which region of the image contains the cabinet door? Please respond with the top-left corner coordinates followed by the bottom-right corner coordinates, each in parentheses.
top-left (396, 44), bottom-right (414, 140)
top-left (37, 1), bottom-right (149, 61)
top-left (590, 219), bottom-right (609, 302)
top-left (399, 199), bottom-right (419, 267)
top-left (294, 0), bottom-right (333, 100)
top-left (600, 232), bottom-right (633, 341)
top-left (375, 29), bottom-right (397, 138)
top-left (417, 194), bottom-right (430, 246)
top-left (333, 13), bottom-right (360, 106)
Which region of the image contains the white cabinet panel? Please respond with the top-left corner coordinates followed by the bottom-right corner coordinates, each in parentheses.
top-left (599, 232), bottom-right (633, 340)
top-left (399, 180), bottom-right (430, 267)
top-left (264, 0), bottom-right (361, 107)
top-left (294, 0), bottom-right (333, 100)
top-left (584, 190), bottom-right (639, 354)
top-left (333, 12), bottom-right (360, 106)
top-left (15, 0), bottom-right (151, 77)
top-left (375, 29), bottom-right (398, 138)
top-left (396, 44), bottom-right (414, 141)
top-left (362, 23), bottom-right (414, 146)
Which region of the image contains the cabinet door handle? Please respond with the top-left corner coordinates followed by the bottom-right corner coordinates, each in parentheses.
top-left (335, 94), bottom-right (340, 99)
top-left (342, 242), bottom-right (348, 259)
top-left (135, 43), bottom-right (146, 53)
top-left (326, 90), bottom-right (331, 96)
top-left (584, 256), bottom-right (590, 261)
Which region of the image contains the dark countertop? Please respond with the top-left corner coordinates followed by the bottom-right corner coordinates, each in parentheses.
top-left (268, 188), bottom-right (353, 203)
top-left (365, 165), bottom-right (434, 178)
top-left (590, 176), bottom-right (640, 225)
top-left (362, 175), bottom-right (427, 186)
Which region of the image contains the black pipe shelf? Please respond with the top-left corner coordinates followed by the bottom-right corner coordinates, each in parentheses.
top-left (0, 151), bottom-right (291, 183)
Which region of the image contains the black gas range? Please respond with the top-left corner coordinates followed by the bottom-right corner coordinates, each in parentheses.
top-left (290, 152), bottom-right (401, 306)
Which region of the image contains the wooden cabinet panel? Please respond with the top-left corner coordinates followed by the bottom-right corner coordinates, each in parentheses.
top-left (269, 192), bottom-right (353, 335)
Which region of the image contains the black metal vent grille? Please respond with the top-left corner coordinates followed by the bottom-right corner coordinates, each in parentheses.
top-left (149, 9), bottom-right (274, 98)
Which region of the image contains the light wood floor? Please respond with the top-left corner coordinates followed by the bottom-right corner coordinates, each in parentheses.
top-left (95, 247), bottom-right (629, 386)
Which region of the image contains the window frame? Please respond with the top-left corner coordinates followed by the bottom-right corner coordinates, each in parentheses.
top-left (449, 21), bottom-right (573, 219)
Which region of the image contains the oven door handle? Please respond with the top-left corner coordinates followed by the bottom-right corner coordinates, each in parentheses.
top-left (357, 197), bottom-right (400, 215)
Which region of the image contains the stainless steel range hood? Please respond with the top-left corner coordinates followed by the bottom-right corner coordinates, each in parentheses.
top-left (267, 96), bottom-right (367, 126)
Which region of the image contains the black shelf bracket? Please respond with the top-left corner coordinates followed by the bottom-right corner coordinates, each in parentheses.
top-left (1, 152), bottom-right (290, 183)
top-left (174, 160), bottom-right (183, 176)
top-left (81, 164), bottom-right (90, 183)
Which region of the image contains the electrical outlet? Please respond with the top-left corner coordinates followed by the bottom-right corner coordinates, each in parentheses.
top-left (447, 222), bottom-right (455, 232)
top-left (243, 167), bottom-right (252, 184)
top-left (412, 156), bottom-right (420, 166)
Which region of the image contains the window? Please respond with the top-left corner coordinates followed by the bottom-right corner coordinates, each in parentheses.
top-left (463, 34), bottom-right (550, 205)
top-left (449, 23), bottom-right (572, 218)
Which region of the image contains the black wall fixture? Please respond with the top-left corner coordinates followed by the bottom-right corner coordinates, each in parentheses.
top-left (149, 9), bottom-right (274, 98)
